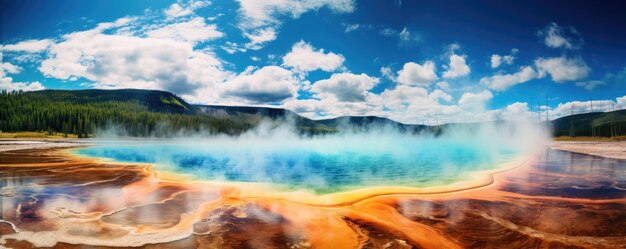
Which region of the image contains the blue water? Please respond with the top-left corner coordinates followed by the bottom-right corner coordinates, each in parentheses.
top-left (74, 138), bottom-right (516, 193)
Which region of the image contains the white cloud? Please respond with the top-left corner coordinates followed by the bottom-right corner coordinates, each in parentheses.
top-left (458, 90), bottom-right (493, 111)
top-left (0, 77), bottom-right (45, 92)
top-left (497, 102), bottom-right (530, 121)
top-left (442, 54), bottom-right (470, 78)
top-left (2, 39), bottom-right (54, 52)
top-left (617, 96), bottom-right (626, 109)
top-left (534, 56), bottom-right (590, 82)
top-left (550, 98), bottom-right (623, 119)
top-left (163, 1), bottom-right (211, 19)
top-left (221, 66), bottom-right (300, 104)
top-left (380, 28), bottom-right (397, 36)
top-left (380, 27), bottom-right (419, 44)
top-left (0, 59), bottom-right (44, 91)
top-left (490, 48), bottom-right (517, 69)
top-left (396, 61), bottom-right (437, 86)
top-left (1, 62), bottom-right (21, 75)
top-left (39, 18), bottom-right (228, 97)
top-left (311, 73), bottom-right (378, 102)
top-left (282, 40), bottom-right (345, 73)
top-left (374, 85), bottom-right (430, 111)
top-left (236, 0), bottom-right (355, 28)
top-left (574, 67), bottom-right (626, 91)
top-left (435, 81), bottom-right (450, 91)
top-left (244, 28), bottom-right (277, 50)
top-left (575, 80), bottom-right (606, 91)
top-left (164, 3), bottom-right (193, 18)
top-left (380, 66), bottom-right (395, 81)
top-left (344, 23), bottom-right (360, 33)
top-left (538, 22), bottom-right (582, 49)
top-left (399, 27), bottom-right (410, 41)
top-left (429, 89), bottom-right (452, 103)
top-left (146, 17), bottom-right (223, 45)
top-left (480, 66), bottom-right (542, 91)
top-left (235, 0), bottom-right (355, 50)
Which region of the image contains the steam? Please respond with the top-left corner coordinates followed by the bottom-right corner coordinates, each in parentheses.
top-left (85, 117), bottom-right (551, 193)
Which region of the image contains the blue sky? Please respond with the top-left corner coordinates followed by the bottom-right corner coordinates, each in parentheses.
top-left (2, 0), bottom-right (626, 124)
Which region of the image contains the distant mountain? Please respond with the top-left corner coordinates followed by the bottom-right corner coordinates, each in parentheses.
top-left (317, 116), bottom-right (428, 133)
top-left (196, 105), bottom-right (335, 133)
top-left (550, 109), bottom-right (626, 137)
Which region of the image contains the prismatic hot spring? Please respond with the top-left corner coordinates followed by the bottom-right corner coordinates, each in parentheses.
top-left (74, 136), bottom-right (517, 194)
top-left (2, 123), bottom-right (626, 248)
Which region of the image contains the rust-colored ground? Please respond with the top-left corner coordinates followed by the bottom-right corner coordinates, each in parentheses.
top-left (1, 147), bottom-right (625, 248)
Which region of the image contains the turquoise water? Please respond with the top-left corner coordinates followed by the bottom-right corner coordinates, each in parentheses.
top-left (74, 138), bottom-right (516, 193)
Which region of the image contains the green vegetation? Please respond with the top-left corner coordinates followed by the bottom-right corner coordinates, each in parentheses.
top-left (0, 89), bottom-right (252, 137)
top-left (0, 131), bottom-right (78, 139)
top-left (551, 110), bottom-right (626, 138)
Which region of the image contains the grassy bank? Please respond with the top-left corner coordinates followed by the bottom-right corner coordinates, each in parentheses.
top-left (0, 132), bottom-right (78, 139)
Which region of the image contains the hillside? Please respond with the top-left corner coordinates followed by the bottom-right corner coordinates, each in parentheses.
top-left (0, 89), bottom-right (250, 137)
top-left (27, 89), bottom-right (195, 114)
top-left (317, 116), bottom-right (429, 133)
top-left (551, 109), bottom-right (626, 137)
top-left (196, 105), bottom-right (334, 133)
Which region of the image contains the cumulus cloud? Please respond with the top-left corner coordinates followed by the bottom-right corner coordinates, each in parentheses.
top-left (146, 17), bottom-right (223, 45)
top-left (435, 81), bottom-right (450, 91)
top-left (311, 73), bottom-right (378, 102)
top-left (237, 0), bottom-right (354, 28)
top-left (490, 48), bottom-right (517, 69)
top-left (496, 102), bottom-right (530, 121)
top-left (534, 56), bottom-right (590, 82)
top-left (164, 3), bottom-right (193, 18)
top-left (458, 90), bottom-right (493, 111)
top-left (538, 22), bottom-right (583, 49)
top-left (550, 96), bottom-right (626, 119)
top-left (442, 54), bottom-right (470, 78)
top-left (0, 77), bottom-right (45, 92)
top-left (282, 41), bottom-right (345, 73)
top-left (163, 1), bottom-right (210, 19)
top-left (396, 61), bottom-right (437, 86)
top-left (2, 39), bottom-right (55, 52)
top-left (221, 66), bottom-right (300, 104)
top-left (480, 66), bottom-right (542, 91)
top-left (235, 0), bottom-right (355, 50)
top-left (429, 89), bottom-right (452, 103)
top-left (374, 85), bottom-right (430, 110)
top-left (0, 59), bottom-right (44, 91)
top-left (1, 62), bottom-right (21, 75)
top-left (380, 66), bottom-right (395, 81)
top-left (243, 28), bottom-right (277, 50)
top-left (39, 18), bottom-right (228, 96)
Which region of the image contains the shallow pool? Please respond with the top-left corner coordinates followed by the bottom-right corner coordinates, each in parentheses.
top-left (74, 137), bottom-right (517, 193)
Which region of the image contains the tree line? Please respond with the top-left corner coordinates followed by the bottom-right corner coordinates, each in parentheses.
top-left (0, 90), bottom-right (253, 137)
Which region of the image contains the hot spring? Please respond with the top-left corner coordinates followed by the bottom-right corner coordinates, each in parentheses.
top-left (73, 133), bottom-right (522, 194)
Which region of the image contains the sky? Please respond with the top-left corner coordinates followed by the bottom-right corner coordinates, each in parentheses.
top-left (2, 0), bottom-right (626, 124)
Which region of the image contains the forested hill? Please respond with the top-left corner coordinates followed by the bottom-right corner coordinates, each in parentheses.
top-left (0, 89), bottom-right (253, 137)
top-left (27, 89), bottom-right (196, 114)
top-left (550, 109), bottom-right (626, 137)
